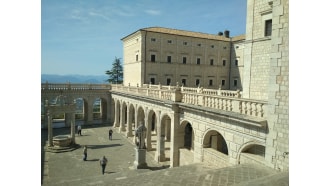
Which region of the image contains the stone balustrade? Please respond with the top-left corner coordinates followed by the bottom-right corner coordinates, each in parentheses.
top-left (42, 82), bottom-right (111, 90)
top-left (112, 84), bottom-right (266, 118)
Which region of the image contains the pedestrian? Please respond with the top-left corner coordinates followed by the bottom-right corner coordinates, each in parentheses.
top-left (83, 145), bottom-right (87, 161)
top-left (77, 125), bottom-right (82, 136)
top-left (109, 129), bottom-right (113, 140)
top-left (99, 156), bottom-right (108, 175)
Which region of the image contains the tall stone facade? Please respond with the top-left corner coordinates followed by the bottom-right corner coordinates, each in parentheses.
top-left (121, 27), bottom-right (245, 90)
top-left (119, 0), bottom-right (289, 171)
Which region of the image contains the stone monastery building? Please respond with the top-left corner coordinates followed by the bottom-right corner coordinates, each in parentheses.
top-left (120, 0), bottom-right (289, 171)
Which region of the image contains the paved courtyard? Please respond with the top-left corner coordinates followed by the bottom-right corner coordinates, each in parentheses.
top-left (41, 124), bottom-right (288, 186)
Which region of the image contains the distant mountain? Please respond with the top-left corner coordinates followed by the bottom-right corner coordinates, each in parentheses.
top-left (41, 74), bottom-right (108, 84)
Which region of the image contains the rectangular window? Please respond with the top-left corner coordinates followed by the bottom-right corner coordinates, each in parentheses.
top-left (234, 79), bottom-right (238, 86)
top-left (151, 54), bottom-right (156, 62)
top-left (136, 54), bottom-right (138, 61)
top-left (183, 42), bottom-right (188, 45)
top-left (221, 80), bottom-right (225, 86)
top-left (150, 78), bottom-right (155, 84)
top-left (182, 79), bottom-right (186, 86)
top-left (210, 59), bottom-right (214, 65)
top-left (211, 45), bottom-right (214, 48)
top-left (197, 43), bottom-right (201, 47)
top-left (235, 59), bottom-right (238, 66)
top-left (167, 56), bottom-right (172, 63)
top-left (197, 58), bottom-right (201, 65)
top-left (195, 79), bottom-right (200, 86)
top-left (209, 80), bottom-right (213, 86)
top-left (151, 38), bottom-right (156, 42)
top-left (265, 19), bottom-right (272, 36)
top-left (166, 78), bottom-right (171, 85)
top-left (182, 57), bottom-right (187, 64)
top-left (222, 60), bottom-right (226, 66)
top-left (167, 40), bottom-right (172, 44)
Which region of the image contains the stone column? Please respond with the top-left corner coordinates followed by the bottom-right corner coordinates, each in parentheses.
top-left (47, 111), bottom-right (53, 147)
top-left (106, 96), bottom-right (112, 123)
top-left (170, 108), bottom-right (180, 168)
top-left (145, 112), bottom-right (152, 151)
top-left (132, 107), bottom-right (138, 144)
top-left (126, 105), bottom-right (133, 137)
top-left (165, 118), bottom-right (171, 141)
top-left (113, 100), bottom-right (119, 127)
top-left (70, 112), bottom-right (76, 144)
top-left (155, 111), bottom-right (165, 162)
top-left (119, 101), bottom-right (125, 132)
top-left (87, 99), bottom-right (94, 125)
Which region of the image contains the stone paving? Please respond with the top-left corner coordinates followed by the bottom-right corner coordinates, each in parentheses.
top-left (41, 124), bottom-right (289, 186)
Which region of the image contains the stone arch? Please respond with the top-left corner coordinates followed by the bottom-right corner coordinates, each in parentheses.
top-left (119, 101), bottom-right (128, 131)
top-left (179, 120), bottom-right (194, 150)
top-left (136, 105), bottom-right (145, 125)
top-left (202, 129), bottom-right (230, 168)
top-left (158, 113), bottom-right (172, 162)
top-left (125, 102), bottom-right (135, 137)
top-left (146, 109), bottom-right (158, 151)
top-left (237, 141), bottom-right (266, 166)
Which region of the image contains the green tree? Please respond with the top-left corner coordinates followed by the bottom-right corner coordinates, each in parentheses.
top-left (105, 57), bottom-right (123, 84)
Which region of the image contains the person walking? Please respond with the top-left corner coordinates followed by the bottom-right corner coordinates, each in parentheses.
top-left (77, 125), bottom-right (82, 136)
top-left (99, 156), bottom-right (108, 175)
top-left (83, 145), bottom-right (87, 161)
top-left (109, 129), bottom-right (113, 140)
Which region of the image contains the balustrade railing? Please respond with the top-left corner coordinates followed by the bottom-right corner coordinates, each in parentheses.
top-left (42, 83), bottom-right (266, 118)
top-left (41, 82), bottom-right (111, 90)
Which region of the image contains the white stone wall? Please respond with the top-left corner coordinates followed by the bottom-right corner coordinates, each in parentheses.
top-left (265, 0), bottom-right (289, 172)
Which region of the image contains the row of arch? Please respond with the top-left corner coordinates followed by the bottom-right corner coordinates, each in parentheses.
top-left (112, 97), bottom-right (266, 168)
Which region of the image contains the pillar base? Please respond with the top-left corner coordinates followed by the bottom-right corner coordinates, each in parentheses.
top-left (134, 148), bottom-right (148, 169)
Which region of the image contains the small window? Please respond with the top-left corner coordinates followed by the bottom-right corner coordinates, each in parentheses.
top-left (151, 38), bottom-right (156, 42)
top-left (235, 59), bottom-right (238, 66)
top-left (197, 43), bottom-right (201, 47)
top-left (167, 78), bottom-right (171, 85)
top-left (167, 40), bottom-right (172, 44)
top-left (197, 58), bottom-right (201, 65)
top-left (182, 57), bottom-right (187, 64)
top-left (221, 80), bottom-right (225, 86)
top-left (151, 55), bottom-right (156, 62)
top-left (209, 80), bottom-right (213, 86)
top-left (182, 79), bottom-right (186, 86)
top-left (234, 79), bottom-right (238, 86)
top-left (223, 47), bottom-right (227, 49)
top-left (210, 59), bottom-right (214, 66)
top-left (183, 41), bottom-right (188, 45)
top-left (150, 78), bottom-right (155, 85)
top-left (211, 45), bottom-right (214, 48)
top-left (222, 60), bottom-right (226, 66)
top-left (195, 79), bottom-right (200, 86)
top-left (265, 19), bottom-right (272, 36)
top-left (167, 56), bottom-right (172, 63)
top-left (136, 54), bottom-right (138, 61)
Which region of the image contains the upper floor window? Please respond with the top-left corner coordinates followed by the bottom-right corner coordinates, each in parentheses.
top-left (265, 19), bottom-right (272, 36)
top-left (182, 57), bottom-right (187, 64)
top-left (222, 60), bottom-right (226, 66)
top-left (167, 56), bottom-right (172, 63)
top-left (167, 40), bottom-right (172, 44)
top-left (150, 78), bottom-right (155, 85)
top-left (197, 43), bottom-right (201, 47)
top-left (197, 58), bottom-right (201, 65)
top-left (151, 38), bottom-right (156, 42)
top-left (210, 59), bottom-right (214, 66)
top-left (209, 80), bottom-right (213, 86)
top-left (136, 54), bottom-right (138, 61)
top-left (183, 41), bottom-right (188, 45)
top-left (211, 45), bottom-right (214, 48)
top-left (182, 79), bottom-right (186, 86)
top-left (234, 79), bottom-right (238, 86)
top-left (195, 79), bottom-right (200, 86)
top-left (221, 80), bottom-right (225, 86)
top-left (151, 54), bottom-right (156, 62)
top-left (167, 78), bottom-right (171, 85)
top-left (235, 59), bottom-right (238, 66)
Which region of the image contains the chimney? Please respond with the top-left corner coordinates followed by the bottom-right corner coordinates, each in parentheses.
top-left (224, 30), bottom-right (230, 38)
top-left (218, 32), bottom-right (223, 36)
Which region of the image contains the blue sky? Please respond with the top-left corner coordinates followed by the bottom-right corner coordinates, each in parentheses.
top-left (42, 0), bottom-right (247, 76)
